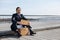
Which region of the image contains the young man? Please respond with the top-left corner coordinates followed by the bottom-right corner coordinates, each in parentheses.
top-left (11, 7), bottom-right (36, 37)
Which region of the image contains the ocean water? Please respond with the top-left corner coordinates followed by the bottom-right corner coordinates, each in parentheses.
top-left (0, 15), bottom-right (60, 22)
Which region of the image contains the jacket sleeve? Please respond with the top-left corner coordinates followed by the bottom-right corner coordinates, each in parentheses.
top-left (21, 14), bottom-right (28, 20)
top-left (11, 14), bottom-right (17, 24)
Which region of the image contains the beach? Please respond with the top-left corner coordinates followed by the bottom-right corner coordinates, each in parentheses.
top-left (0, 22), bottom-right (60, 40)
top-left (0, 20), bottom-right (60, 31)
top-left (0, 20), bottom-right (60, 40)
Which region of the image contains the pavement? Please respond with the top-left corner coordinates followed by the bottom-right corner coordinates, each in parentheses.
top-left (0, 21), bottom-right (60, 40)
top-left (0, 28), bottom-right (60, 40)
top-left (0, 21), bottom-right (60, 31)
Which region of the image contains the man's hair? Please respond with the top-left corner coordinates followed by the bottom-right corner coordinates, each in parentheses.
top-left (16, 7), bottom-right (20, 11)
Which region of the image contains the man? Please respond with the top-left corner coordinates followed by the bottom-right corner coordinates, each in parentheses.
top-left (11, 7), bottom-right (36, 38)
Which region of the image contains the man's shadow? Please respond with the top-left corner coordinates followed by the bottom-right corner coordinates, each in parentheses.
top-left (0, 30), bottom-right (19, 38)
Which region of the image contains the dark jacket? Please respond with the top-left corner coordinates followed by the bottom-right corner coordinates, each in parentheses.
top-left (11, 13), bottom-right (31, 31)
top-left (11, 13), bottom-right (28, 31)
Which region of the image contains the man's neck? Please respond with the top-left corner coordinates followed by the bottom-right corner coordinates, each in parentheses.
top-left (17, 13), bottom-right (21, 15)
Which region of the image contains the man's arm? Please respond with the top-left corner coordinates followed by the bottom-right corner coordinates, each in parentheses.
top-left (21, 14), bottom-right (28, 20)
top-left (11, 14), bottom-right (22, 25)
top-left (11, 14), bottom-right (17, 24)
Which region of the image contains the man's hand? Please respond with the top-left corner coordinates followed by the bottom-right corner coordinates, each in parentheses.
top-left (16, 29), bottom-right (18, 31)
top-left (17, 22), bottom-right (21, 24)
top-left (28, 22), bottom-right (30, 25)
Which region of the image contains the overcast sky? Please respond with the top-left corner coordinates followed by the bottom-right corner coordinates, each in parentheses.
top-left (0, 0), bottom-right (60, 15)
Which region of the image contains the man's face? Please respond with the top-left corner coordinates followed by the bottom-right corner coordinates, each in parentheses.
top-left (16, 8), bottom-right (21, 14)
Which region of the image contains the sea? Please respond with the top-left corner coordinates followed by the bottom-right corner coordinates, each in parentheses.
top-left (0, 15), bottom-right (60, 22)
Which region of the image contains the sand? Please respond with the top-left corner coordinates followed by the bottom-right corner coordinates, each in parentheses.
top-left (0, 28), bottom-right (60, 40)
top-left (0, 21), bottom-right (60, 31)
top-left (0, 21), bottom-right (60, 40)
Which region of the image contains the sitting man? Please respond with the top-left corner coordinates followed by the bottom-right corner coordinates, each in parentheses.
top-left (11, 7), bottom-right (36, 37)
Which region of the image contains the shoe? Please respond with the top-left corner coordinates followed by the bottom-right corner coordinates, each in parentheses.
top-left (17, 35), bottom-right (21, 38)
top-left (17, 33), bottom-right (22, 38)
top-left (32, 32), bottom-right (36, 34)
top-left (30, 34), bottom-right (34, 36)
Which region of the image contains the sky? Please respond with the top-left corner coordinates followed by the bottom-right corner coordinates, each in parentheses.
top-left (0, 0), bottom-right (60, 15)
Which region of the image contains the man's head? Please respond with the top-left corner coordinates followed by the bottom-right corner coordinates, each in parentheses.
top-left (16, 7), bottom-right (21, 14)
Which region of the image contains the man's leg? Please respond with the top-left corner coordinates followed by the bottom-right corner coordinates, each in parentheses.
top-left (22, 25), bottom-right (36, 35)
top-left (26, 25), bottom-right (36, 35)
top-left (11, 24), bottom-right (21, 37)
top-left (15, 31), bottom-right (21, 37)
top-left (12, 28), bottom-right (21, 38)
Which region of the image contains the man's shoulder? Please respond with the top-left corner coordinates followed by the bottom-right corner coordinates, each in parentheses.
top-left (12, 13), bottom-right (23, 16)
top-left (12, 13), bottom-right (17, 16)
top-left (20, 14), bottom-right (23, 16)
